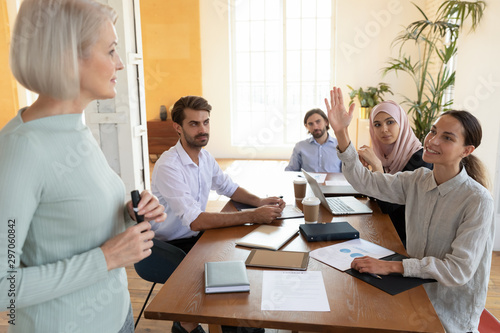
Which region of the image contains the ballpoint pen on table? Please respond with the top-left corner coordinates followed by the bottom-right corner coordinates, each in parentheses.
top-left (367, 272), bottom-right (382, 279)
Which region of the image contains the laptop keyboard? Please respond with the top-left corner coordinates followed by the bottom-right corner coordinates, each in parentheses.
top-left (327, 197), bottom-right (354, 214)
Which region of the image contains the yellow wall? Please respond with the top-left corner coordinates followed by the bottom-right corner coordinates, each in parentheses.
top-left (0, 0), bottom-right (202, 127)
top-left (140, 0), bottom-right (203, 121)
top-left (0, 1), bottom-right (18, 129)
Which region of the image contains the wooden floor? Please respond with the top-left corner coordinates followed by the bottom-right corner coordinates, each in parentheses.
top-left (1, 159), bottom-right (499, 332)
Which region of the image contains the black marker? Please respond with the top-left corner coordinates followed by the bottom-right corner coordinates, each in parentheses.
top-left (131, 190), bottom-right (144, 223)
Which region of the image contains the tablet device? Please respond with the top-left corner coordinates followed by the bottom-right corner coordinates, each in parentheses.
top-left (245, 249), bottom-right (309, 270)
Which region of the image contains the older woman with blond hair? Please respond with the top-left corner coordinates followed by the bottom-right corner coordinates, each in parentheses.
top-left (0, 1), bottom-right (165, 332)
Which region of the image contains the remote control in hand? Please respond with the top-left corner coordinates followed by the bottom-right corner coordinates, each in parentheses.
top-left (131, 190), bottom-right (144, 223)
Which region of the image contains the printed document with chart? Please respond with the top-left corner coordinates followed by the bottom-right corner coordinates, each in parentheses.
top-left (309, 238), bottom-right (395, 271)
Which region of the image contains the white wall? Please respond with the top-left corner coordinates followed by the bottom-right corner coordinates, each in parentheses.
top-left (200, 0), bottom-right (500, 248)
top-left (200, 0), bottom-right (424, 159)
top-left (452, 0), bottom-right (500, 250)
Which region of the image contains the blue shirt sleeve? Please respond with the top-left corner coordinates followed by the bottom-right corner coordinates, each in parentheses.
top-left (285, 143), bottom-right (302, 171)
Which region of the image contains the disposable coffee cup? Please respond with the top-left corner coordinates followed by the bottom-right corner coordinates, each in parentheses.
top-left (293, 178), bottom-right (307, 201)
top-left (302, 197), bottom-right (320, 224)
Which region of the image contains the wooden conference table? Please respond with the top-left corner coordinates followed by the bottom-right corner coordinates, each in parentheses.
top-left (145, 172), bottom-right (444, 332)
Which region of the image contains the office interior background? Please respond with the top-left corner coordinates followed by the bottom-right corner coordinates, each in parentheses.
top-left (0, 0), bottom-right (499, 249)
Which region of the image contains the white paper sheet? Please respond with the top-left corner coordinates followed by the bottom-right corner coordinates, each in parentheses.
top-left (240, 205), bottom-right (304, 220)
top-left (261, 271), bottom-right (330, 311)
top-left (309, 173), bottom-right (327, 183)
top-left (325, 179), bottom-right (351, 186)
top-left (309, 238), bottom-right (395, 271)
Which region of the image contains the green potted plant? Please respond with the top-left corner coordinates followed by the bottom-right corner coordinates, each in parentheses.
top-left (347, 82), bottom-right (393, 119)
top-left (383, 0), bottom-right (485, 142)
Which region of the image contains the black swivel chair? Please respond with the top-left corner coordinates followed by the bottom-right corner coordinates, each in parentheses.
top-left (134, 238), bottom-right (186, 328)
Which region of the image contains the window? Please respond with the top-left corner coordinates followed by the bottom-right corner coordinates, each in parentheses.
top-left (425, 0), bottom-right (456, 110)
top-left (230, 0), bottom-right (333, 147)
top-left (441, 15), bottom-right (457, 108)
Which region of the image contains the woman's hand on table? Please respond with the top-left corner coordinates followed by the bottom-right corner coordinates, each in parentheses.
top-left (351, 256), bottom-right (404, 275)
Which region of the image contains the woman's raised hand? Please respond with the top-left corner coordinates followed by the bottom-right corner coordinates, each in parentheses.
top-left (324, 87), bottom-right (355, 152)
top-left (324, 87), bottom-right (355, 132)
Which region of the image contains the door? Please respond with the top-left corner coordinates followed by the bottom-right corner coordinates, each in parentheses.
top-left (85, 0), bottom-right (150, 193)
top-left (495, 126), bottom-right (500, 250)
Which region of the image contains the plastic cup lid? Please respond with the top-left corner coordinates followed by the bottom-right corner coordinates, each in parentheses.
top-left (302, 196), bottom-right (320, 206)
top-left (293, 178), bottom-right (307, 184)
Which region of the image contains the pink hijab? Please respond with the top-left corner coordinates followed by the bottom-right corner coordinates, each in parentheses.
top-left (369, 101), bottom-right (422, 174)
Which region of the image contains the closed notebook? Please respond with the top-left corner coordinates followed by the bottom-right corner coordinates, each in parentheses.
top-left (235, 224), bottom-right (299, 251)
top-left (299, 222), bottom-right (359, 242)
top-left (205, 261), bottom-right (250, 294)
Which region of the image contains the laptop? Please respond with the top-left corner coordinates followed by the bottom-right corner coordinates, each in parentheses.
top-left (301, 169), bottom-right (373, 215)
top-left (319, 173), bottom-right (362, 197)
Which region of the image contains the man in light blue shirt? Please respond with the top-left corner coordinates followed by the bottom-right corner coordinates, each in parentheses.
top-left (285, 108), bottom-right (342, 172)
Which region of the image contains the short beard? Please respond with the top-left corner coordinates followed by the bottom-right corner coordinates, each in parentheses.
top-left (312, 128), bottom-right (326, 139)
top-left (185, 132), bottom-right (209, 148)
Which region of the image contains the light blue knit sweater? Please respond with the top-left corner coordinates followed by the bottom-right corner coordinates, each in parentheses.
top-left (0, 109), bottom-right (134, 332)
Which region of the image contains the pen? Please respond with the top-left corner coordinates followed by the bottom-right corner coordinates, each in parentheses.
top-left (266, 195), bottom-right (283, 198)
top-left (367, 272), bottom-right (382, 279)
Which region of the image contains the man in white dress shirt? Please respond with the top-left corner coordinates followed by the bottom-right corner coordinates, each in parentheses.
top-left (151, 96), bottom-right (285, 254)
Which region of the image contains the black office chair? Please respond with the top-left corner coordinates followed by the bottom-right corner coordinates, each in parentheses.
top-left (134, 238), bottom-right (186, 328)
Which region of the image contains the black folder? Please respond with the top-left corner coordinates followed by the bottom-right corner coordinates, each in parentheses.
top-left (345, 253), bottom-right (436, 295)
top-left (299, 222), bottom-right (359, 242)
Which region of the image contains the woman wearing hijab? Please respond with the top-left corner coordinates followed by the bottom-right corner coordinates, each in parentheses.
top-left (357, 101), bottom-right (432, 246)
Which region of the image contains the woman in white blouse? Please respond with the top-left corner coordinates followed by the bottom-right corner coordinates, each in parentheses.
top-left (325, 87), bottom-right (494, 332)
